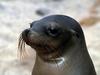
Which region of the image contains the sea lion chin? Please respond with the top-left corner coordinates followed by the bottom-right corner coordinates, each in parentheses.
top-left (18, 15), bottom-right (96, 75)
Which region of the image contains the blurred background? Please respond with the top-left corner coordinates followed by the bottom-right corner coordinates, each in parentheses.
top-left (0, 0), bottom-right (100, 75)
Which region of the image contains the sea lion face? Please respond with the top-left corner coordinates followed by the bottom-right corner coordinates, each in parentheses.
top-left (18, 15), bottom-right (96, 75)
top-left (19, 15), bottom-right (81, 60)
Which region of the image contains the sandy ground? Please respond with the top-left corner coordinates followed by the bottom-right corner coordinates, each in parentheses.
top-left (0, 0), bottom-right (100, 75)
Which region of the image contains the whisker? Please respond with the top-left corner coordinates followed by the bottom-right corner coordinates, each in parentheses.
top-left (18, 34), bottom-right (22, 49)
top-left (18, 33), bottom-right (28, 60)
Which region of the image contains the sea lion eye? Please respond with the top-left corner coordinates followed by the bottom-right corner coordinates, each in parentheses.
top-left (47, 27), bottom-right (59, 37)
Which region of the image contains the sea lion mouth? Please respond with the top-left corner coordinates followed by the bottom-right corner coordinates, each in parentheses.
top-left (18, 29), bottom-right (61, 60)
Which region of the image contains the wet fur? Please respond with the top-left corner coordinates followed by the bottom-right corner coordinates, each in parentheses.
top-left (18, 15), bottom-right (96, 75)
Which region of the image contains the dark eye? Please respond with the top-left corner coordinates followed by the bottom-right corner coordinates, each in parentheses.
top-left (47, 27), bottom-right (60, 37)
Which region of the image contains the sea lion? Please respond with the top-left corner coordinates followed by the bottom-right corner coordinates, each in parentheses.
top-left (18, 15), bottom-right (96, 75)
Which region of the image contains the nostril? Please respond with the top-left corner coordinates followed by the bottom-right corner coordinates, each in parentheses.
top-left (21, 29), bottom-right (30, 43)
top-left (22, 29), bottom-right (30, 37)
top-left (25, 29), bottom-right (30, 36)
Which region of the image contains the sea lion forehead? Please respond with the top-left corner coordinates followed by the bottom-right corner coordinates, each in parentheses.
top-left (43, 15), bottom-right (82, 30)
top-left (33, 18), bottom-right (61, 30)
top-left (36, 15), bottom-right (70, 28)
top-left (41, 15), bottom-right (69, 20)
top-left (32, 15), bottom-right (82, 35)
top-left (40, 15), bottom-right (74, 22)
top-left (39, 15), bottom-right (64, 24)
top-left (39, 15), bottom-right (78, 28)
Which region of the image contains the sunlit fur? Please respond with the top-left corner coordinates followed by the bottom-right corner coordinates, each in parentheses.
top-left (18, 33), bottom-right (27, 60)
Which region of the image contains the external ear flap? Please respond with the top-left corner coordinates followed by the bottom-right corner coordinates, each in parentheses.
top-left (70, 29), bottom-right (80, 38)
top-left (30, 21), bottom-right (38, 28)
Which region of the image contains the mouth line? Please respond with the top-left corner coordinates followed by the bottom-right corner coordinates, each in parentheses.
top-left (21, 31), bottom-right (59, 57)
top-left (20, 34), bottom-right (61, 60)
top-left (28, 41), bottom-right (57, 54)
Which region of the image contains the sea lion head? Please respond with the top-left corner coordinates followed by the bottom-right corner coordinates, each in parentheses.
top-left (18, 15), bottom-right (84, 61)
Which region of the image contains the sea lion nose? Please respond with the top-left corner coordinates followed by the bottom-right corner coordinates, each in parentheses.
top-left (22, 29), bottom-right (30, 38)
top-left (21, 29), bottom-right (30, 45)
